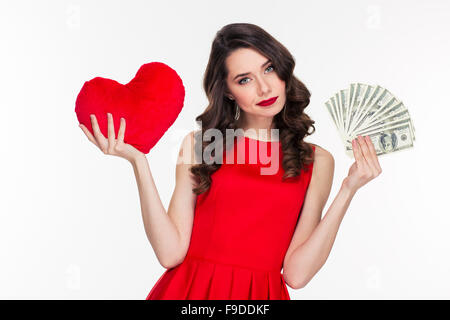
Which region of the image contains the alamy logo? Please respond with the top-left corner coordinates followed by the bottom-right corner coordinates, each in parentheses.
top-left (177, 125), bottom-right (281, 176)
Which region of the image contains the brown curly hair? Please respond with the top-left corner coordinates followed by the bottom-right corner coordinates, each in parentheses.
top-left (190, 23), bottom-right (315, 195)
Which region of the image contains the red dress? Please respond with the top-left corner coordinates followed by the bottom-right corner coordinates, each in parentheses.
top-left (146, 135), bottom-right (315, 300)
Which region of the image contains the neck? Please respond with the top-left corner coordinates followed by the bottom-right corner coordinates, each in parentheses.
top-left (236, 114), bottom-right (277, 141)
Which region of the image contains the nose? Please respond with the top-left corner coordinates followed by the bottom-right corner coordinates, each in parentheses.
top-left (256, 76), bottom-right (271, 97)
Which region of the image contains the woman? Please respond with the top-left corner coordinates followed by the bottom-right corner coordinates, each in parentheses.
top-left (79, 23), bottom-right (381, 300)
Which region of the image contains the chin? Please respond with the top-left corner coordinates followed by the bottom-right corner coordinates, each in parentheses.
top-left (256, 109), bottom-right (281, 119)
top-left (259, 104), bottom-right (284, 113)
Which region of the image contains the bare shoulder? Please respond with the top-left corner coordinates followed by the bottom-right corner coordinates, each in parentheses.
top-left (178, 130), bottom-right (200, 168)
top-left (308, 143), bottom-right (335, 186)
top-left (309, 143), bottom-right (334, 168)
top-left (302, 143), bottom-right (334, 216)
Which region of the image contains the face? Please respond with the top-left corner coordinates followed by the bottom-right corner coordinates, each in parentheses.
top-left (225, 48), bottom-right (286, 121)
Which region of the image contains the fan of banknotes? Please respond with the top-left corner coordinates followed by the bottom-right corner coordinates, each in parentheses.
top-left (324, 83), bottom-right (416, 158)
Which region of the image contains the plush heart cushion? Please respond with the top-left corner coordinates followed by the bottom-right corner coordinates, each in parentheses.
top-left (75, 62), bottom-right (185, 154)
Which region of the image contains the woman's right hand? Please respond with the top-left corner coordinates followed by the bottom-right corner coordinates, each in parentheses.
top-left (79, 113), bottom-right (144, 163)
top-left (342, 135), bottom-right (382, 193)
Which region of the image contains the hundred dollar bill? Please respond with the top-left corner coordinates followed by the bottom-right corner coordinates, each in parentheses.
top-left (352, 108), bottom-right (411, 137)
top-left (347, 83), bottom-right (369, 136)
top-left (352, 87), bottom-right (395, 133)
top-left (361, 100), bottom-right (415, 142)
top-left (347, 84), bottom-right (374, 134)
top-left (362, 99), bottom-right (404, 126)
top-left (410, 118), bottom-right (416, 140)
top-left (347, 84), bottom-right (383, 134)
top-left (338, 88), bottom-right (350, 134)
top-left (333, 92), bottom-right (347, 141)
top-left (346, 83), bottom-right (357, 135)
top-left (346, 83), bottom-right (358, 135)
top-left (325, 83), bottom-right (416, 158)
top-left (345, 122), bottom-right (414, 158)
top-left (356, 103), bottom-right (415, 141)
top-left (356, 92), bottom-right (399, 130)
top-left (352, 118), bottom-right (412, 138)
top-left (324, 99), bottom-right (339, 129)
top-left (325, 98), bottom-right (346, 143)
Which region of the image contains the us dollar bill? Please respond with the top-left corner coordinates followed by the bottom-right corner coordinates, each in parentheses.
top-left (352, 111), bottom-right (411, 137)
top-left (347, 84), bottom-right (383, 134)
top-left (345, 122), bottom-right (414, 158)
top-left (324, 83), bottom-right (415, 158)
top-left (338, 88), bottom-right (349, 133)
top-left (347, 83), bottom-right (369, 135)
top-left (352, 87), bottom-right (395, 133)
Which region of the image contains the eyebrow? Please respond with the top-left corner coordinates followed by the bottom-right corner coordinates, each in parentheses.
top-left (233, 59), bottom-right (272, 81)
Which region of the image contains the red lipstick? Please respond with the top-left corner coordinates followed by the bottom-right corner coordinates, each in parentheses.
top-left (256, 96), bottom-right (278, 107)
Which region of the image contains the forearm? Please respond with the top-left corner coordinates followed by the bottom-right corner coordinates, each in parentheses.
top-left (285, 182), bottom-right (356, 288)
top-left (131, 155), bottom-right (181, 268)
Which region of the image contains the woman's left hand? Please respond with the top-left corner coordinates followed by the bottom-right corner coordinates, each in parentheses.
top-left (342, 135), bottom-right (382, 193)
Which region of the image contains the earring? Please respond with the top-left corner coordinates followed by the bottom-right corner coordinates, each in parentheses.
top-left (234, 102), bottom-right (240, 120)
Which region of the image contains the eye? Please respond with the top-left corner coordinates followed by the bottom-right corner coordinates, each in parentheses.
top-left (238, 65), bottom-right (275, 85)
top-left (265, 65), bottom-right (274, 73)
top-left (238, 77), bottom-right (250, 85)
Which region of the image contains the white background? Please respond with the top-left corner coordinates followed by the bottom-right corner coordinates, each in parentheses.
top-left (0, 0), bottom-right (449, 299)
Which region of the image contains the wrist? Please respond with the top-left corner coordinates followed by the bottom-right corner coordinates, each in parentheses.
top-left (130, 152), bottom-right (146, 166)
top-left (341, 178), bottom-right (357, 198)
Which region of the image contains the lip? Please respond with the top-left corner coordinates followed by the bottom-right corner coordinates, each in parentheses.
top-left (256, 96), bottom-right (278, 106)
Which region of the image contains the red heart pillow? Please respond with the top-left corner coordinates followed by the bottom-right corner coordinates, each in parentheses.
top-left (75, 62), bottom-right (185, 154)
